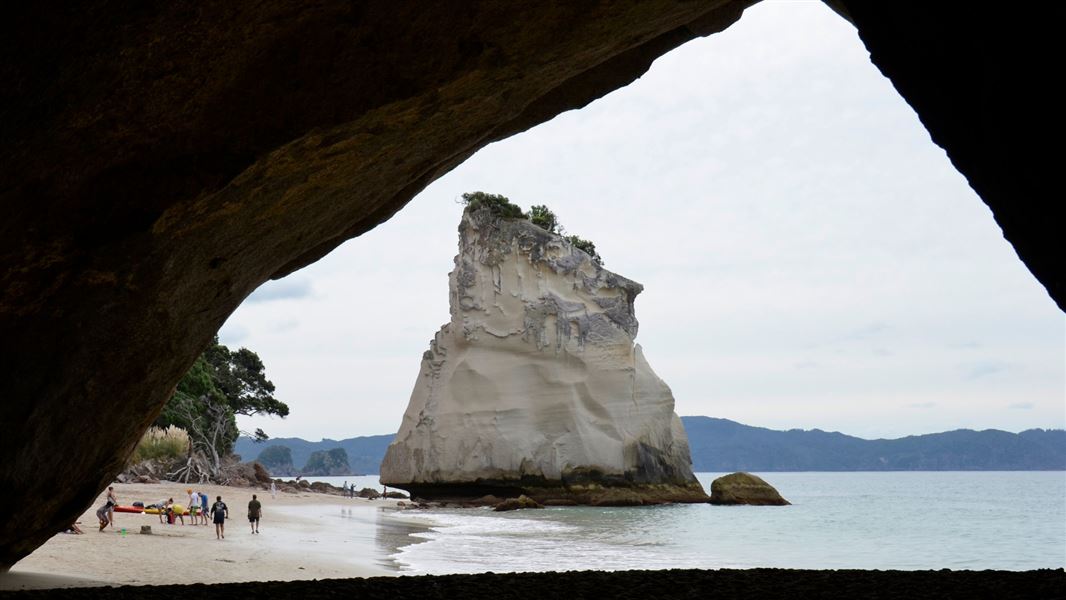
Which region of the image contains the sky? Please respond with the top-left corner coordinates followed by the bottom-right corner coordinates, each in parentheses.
top-left (221, 0), bottom-right (1065, 442)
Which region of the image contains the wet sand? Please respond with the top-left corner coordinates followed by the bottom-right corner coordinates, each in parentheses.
top-left (0, 481), bottom-right (410, 590)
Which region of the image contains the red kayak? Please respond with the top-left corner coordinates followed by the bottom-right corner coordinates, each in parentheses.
top-left (113, 505), bottom-right (143, 514)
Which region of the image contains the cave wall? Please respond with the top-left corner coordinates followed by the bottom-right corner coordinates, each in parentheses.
top-left (0, 0), bottom-right (1061, 571)
top-left (0, 0), bottom-right (753, 569)
top-left (835, 0), bottom-right (1064, 312)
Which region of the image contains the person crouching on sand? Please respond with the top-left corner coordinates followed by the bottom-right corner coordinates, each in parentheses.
top-left (248, 494), bottom-right (262, 534)
top-left (95, 500), bottom-right (113, 532)
top-left (210, 495), bottom-right (229, 540)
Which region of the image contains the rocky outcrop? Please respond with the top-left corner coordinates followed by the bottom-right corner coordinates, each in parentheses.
top-left (301, 449), bottom-right (351, 476)
top-left (1, 0), bottom-right (1061, 571)
top-left (381, 207), bottom-right (707, 505)
top-left (494, 495), bottom-right (545, 512)
top-left (708, 472), bottom-right (790, 506)
top-left (255, 445), bottom-right (297, 477)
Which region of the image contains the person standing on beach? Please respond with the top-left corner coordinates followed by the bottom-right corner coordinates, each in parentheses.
top-left (199, 491), bottom-right (209, 525)
top-left (210, 495), bottom-right (229, 540)
top-left (188, 489), bottom-right (200, 523)
top-left (270, 481), bottom-right (277, 500)
top-left (106, 486), bottom-right (117, 527)
top-left (247, 494), bottom-right (262, 534)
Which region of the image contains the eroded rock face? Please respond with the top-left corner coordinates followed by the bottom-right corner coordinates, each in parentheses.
top-left (381, 209), bottom-right (707, 505)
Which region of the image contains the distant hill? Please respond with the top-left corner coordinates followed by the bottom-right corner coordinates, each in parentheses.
top-left (681, 417), bottom-right (1066, 471)
top-left (235, 419), bottom-right (1065, 475)
top-left (234, 434), bottom-right (393, 476)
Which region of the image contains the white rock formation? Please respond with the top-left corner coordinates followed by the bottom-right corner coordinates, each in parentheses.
top-left (380, 207), bottom-right (706, 504)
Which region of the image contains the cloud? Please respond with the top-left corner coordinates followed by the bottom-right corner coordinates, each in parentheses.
top-left (963, 361), bottom-right (1012, 380)
top-left (908, 402), bottom-right (936, 409)
top-left (246, 278), bottom-right (313, 303)
top-left (843, 322), bottom-right (889, 342)
top-left (1008, 402), bottom-right (1034, 410)
top-left (219, 323), bottom-right (249, 345)
top-left (794, 360), bottom-right (819, 369)
top-left (272, 319), bottom-right (300, 333)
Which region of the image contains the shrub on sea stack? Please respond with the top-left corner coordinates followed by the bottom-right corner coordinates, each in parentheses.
top-left (709, 472), bottom-right (790, 506)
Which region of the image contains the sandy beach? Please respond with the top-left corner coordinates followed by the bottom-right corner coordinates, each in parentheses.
top-left (0, 481), bottom-right (412, 591)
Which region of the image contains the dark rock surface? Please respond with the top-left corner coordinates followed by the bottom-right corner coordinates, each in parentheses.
top-left (0, 569), bottom-right (1062, 599)
top-left (709, 472), bottom-right (790, 506)
top-left (834, 0), bottom-right (1065, 311)
top-left (493, 495), bottom-right (545, 512)
top-left (0, 0), bottom-right (1062, 570)
top-left (357, 488), bottom-right (381, 500)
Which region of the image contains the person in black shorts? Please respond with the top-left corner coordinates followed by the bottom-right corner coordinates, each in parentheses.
top-left (210, 495), bottom-right (229, 540)
top-left (247, 494), bottom-right (262, 534)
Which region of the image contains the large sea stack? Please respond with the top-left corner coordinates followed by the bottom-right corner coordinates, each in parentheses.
top-left (380, 205), bottom-right (707, 505)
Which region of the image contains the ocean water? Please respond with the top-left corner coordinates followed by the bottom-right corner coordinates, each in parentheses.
top-left (304, 472), bottom-right (1066, 574)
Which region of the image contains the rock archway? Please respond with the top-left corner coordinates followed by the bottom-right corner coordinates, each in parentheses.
top-left (0, 0), bottom-right (1061, 570)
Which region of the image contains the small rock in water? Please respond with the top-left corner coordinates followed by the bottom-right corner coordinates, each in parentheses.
top-left (493, 495), bottom-right (545, 512)
top-left (709, 472), bottom-right (790, 506)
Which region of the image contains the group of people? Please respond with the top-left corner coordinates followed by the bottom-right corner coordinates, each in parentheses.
top-left (175, 489), bottom-right (212, 526)
top-left (340, 481), bottom-right (390, 499)
top-left (80, 486), bottom-right (263, 540)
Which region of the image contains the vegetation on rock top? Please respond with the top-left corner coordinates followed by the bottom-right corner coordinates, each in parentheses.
top-left (461, 191), bottom-right (603, 264)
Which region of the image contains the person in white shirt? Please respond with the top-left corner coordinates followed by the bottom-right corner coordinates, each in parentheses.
top-left (188, 489), bottom-right (201, 522)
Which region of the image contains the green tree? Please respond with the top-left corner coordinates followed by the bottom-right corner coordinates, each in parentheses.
top-left (156, 337), bottom-right (288, 480)
top-left (528, 204), bottom-right (559, 233)
top-left (204, 343), bottom-right (289, 419)
top-left (566, 234), bottom-right (603, 265)
top-left (460, 191), bottom-right (526, 219)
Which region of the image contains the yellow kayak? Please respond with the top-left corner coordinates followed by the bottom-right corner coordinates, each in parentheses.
top-left (143, 503), bottom-right (188, 515)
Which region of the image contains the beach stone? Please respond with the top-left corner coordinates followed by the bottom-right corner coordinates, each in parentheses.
top-left (494, 495), bottom-right (545, 512)
top-left (709, 472), bottom-right (790, 506)
top-left (357, 488), bottom-right (381, 499)
top-left (139, 526), bottom-right (152, 535)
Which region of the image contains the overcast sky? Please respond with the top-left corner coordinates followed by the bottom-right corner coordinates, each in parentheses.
top-left (222, 0), bottom-right (1064, 442)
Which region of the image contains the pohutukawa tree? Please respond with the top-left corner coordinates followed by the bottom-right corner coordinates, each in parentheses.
top-left (155, 336), bottom-right (288, 482)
